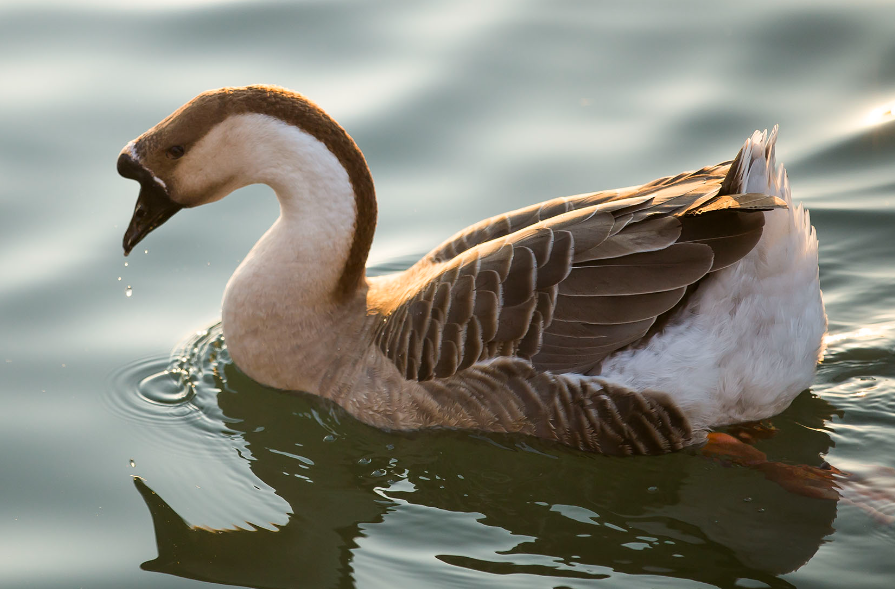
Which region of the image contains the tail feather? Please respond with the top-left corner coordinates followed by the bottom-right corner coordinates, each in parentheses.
top-left (721, 126), bottom-right (787, 199)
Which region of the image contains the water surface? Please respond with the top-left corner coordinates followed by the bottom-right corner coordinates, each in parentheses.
top-left (2, 1), bottom-right (895, 587)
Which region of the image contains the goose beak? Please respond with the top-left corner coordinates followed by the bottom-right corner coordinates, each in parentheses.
top-left (118, 152), bottom-right (182, 256)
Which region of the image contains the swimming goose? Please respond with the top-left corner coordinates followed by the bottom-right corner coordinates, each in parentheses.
top-left (117, 85), bottom-right (826, 455)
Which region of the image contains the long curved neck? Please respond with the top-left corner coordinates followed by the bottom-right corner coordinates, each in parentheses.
top-left (174, 101), bottom-right (377, 299)
top-left (257, 118), bottom-right (359, 302)
top-left (202, 114), bottom-right (360, 300)
top-left (220, 116), bottom-right (372, 390)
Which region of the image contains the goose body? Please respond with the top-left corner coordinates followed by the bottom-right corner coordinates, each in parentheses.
top-left (118, 85), bottom-right (826, 455)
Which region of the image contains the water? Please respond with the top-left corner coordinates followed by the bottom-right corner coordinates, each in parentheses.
top-left (2, 1), bottom-right (895, 587)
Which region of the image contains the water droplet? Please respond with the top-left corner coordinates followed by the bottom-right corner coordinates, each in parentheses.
top-left (124, 262), bottom-right (128, 267)
top-left (117, 277), bottom-right (121, 281)
top-left (144, 249), bottom-right (148, 254)
top-left (323, 434), bottom-right (335, 442)
top-left (125, 286), bottom-right (133, 297)
top-left (647, 486), bottom-right (658, 493)
top-left (129, 459), bottom-right (135, 468)
top-left (358, 457), bottom-right (371, 465)
top-left (743, 497), bottom-right (753, 502)
top-left (371, 469), bottom-right (386, 477)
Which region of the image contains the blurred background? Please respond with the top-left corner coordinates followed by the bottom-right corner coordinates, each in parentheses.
top-left (2, 1), bottom-right (895, 587)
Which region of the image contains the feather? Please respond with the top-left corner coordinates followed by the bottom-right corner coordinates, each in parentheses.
top-left (561, 243), bottom-right (714, 296)
top-left (372, 153), bottom-right (766, 385)
top-left (574, 216), bottom-right (681, 262)
top-left (552, 288), bottom-right (686, 324)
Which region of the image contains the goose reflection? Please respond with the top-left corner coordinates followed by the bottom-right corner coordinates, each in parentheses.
top-left (127, 327), bottom-right (877, 589)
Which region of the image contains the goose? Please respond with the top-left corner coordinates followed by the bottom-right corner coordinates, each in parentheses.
top-left (117, 85), bottom-right (826, 455)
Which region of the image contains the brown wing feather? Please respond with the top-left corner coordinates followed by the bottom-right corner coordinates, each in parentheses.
top-left (369, 157), bottom-right (786, 381)
top-left (563, 243), bottom-right (717, 296)
top-left (414, 357), bottom-right (693, 455)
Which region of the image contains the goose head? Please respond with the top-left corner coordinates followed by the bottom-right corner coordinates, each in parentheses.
top-left (118, 85), bottom-right (377, 297)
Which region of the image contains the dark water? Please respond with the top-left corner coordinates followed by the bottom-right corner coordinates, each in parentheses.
top-left (2, 1), bottom-right (895, 587)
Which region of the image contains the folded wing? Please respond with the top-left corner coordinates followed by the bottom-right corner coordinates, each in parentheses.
top-left (369, 154), bottom-right (785, 381)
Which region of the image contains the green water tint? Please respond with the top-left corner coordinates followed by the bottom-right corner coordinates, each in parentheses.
top-left (123, 327), bottom-right (847, 589)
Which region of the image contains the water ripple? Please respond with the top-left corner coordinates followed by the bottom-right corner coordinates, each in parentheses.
top-left (103, 323), bottom-right (240, 455)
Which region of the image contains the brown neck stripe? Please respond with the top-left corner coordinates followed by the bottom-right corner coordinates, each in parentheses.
top-left (144, 85), bottom-right (377, 300)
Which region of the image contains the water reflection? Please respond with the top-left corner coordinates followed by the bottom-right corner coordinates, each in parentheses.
top-left (125, 328), bottom-right (856, 588)
top-left (790, 108), bottom-right (895, 191)
top-left (863, 100), bottom-right (895, 128)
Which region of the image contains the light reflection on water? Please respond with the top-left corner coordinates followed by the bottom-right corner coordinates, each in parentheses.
top-left (863, 100), bottom-right (895, 128)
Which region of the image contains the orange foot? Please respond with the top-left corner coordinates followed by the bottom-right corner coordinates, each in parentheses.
top-left (701, 432), bottom-right (768, 465)
top-left (701, 433), bottom-right (895, 523)
top-left (726, 420), bottom-right (779, 444)
top-left (701, 432), bottom-right (841, 500)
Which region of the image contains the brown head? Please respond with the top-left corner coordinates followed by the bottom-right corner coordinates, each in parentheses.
top-left (118, 85), bottom-right (377, 298)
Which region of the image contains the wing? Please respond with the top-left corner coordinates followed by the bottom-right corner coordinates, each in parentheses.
top-left (427, 159), bottom-right (725, 262)
top-left (413, 357), bottom-right (693, 455)
top-left (369, 156), bottom-right (786, 380)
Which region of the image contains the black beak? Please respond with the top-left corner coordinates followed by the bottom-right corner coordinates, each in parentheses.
top-left (118, 152), bottom-right (182, 256)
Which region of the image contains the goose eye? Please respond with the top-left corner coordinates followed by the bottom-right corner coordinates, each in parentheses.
top-left (166, 145), bottom-right (185, 159)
